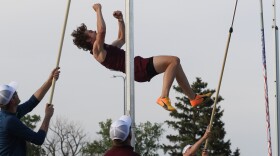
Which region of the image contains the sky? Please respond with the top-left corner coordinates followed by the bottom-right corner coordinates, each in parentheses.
top-left (0, 0), bottom-right (279, 155)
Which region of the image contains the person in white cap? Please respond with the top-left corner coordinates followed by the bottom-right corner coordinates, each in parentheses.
top-left (0, 67), bottom-right (60, 156)
top-left (104, 115), bottom-right (140, 156)
top-left (182, 127), bottom-right (211, 156)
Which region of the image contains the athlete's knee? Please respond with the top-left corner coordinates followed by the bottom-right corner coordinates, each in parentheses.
top-left (170, 56), bottom-right (180, 65)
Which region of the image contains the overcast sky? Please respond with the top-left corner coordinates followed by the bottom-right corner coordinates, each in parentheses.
top-left (0, 0), bottom-right (279, 155)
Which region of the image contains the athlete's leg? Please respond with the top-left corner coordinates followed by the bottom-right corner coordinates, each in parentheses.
top-left (175, 64), bottom-right (196, 100)
top-left (153, 55), bottom-right (212, 110)
top-left (153, 55), bottom-right (195, 99)
top-left (153, 55), bottom-right (179, 98)
top-left (173, 61), bottom-right (214, 107)
top-left (153, 55), bottom-right (180, 111)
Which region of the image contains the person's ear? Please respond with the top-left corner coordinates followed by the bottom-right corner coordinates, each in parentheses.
top-left (86, 38), bottom-right (91, 43)
top-left (9, 98), bottom-right (15, 105)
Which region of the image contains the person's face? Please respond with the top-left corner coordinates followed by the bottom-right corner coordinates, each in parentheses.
top-left (85, 30), bottom-right (97, 43)
top-left (11, 92), bottom-right (20, 105)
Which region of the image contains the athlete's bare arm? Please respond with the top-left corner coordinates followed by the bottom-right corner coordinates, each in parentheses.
top-left (92, 3), bottom-right (106, 57)
top-left (111, 10), bottom-right (125, 48)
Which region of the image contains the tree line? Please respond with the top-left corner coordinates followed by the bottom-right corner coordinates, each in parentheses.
top-left (23, 78), bottom-right (240, 156)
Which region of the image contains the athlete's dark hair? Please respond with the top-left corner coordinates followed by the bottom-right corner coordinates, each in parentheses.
top-left (71, 23), bottom-right (92, 51)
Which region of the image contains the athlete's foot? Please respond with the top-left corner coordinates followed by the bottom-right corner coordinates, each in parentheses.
top-left (156, 97), bottom-right (176, 112)
top-left (190, 92), bottom-right (213, 107)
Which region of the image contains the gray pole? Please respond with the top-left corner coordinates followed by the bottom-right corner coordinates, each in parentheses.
top-left (273, 0), bottom-right (280, 155)
top-left (112, 75), bottom-right (126, 115)
top-left (125, 0), bottom-right (135, 148)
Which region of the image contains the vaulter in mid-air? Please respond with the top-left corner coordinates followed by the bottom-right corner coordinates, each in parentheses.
top-left (71, 3), bottom-right (212, 112)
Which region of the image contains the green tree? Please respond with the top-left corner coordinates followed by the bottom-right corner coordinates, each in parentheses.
top-left (135, 121), bottom-right (164, 156)
top-left (82, 119), bottom-right (164, 156)
top-left (162, 77), bottom-right (240, 156)
top-left (82, 119), bottom-right (112, 156)
top-left (21, 114), bottom-right (46, 156)
top-left (21, 114), bottom-right (40, 129)
top-left (232, 148), bottom-right (240, 156)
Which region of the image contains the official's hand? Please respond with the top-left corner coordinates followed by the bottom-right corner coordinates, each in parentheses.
top-left (202, 149), bottom-right (209, 156)
top-left (202, 127), bottom-right (211, 140)
top-left (48, 67), bottom-right (60, 81)
top-left (45, 104), bottom-right (54, 119)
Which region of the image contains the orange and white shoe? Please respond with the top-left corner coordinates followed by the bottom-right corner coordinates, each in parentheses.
top-left (156, 97), bottom-right (176, 112)
top-left (190, 92), bottom-right (213, 107)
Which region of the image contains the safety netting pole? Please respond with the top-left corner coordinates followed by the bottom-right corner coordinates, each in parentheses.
top-left (204, 0), bottom-right (238, 150)
top-left (49, 0), bottom-right (71, 104)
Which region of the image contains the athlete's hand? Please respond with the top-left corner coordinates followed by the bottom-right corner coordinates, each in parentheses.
top-left (113, 10), bottom-right (123, 21)
top-left (93, 3), bottom-right (102, 12)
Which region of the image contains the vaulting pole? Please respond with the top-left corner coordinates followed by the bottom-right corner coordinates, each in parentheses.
top-left (49, 0), bottom-right (71, 104)
top-left (204, 0), bottom-right (238, 149)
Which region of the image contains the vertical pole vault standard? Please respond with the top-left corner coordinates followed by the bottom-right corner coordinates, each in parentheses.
top-left (204, 0), bottom-right (238, 150)
top-left (125, 0), bottom-right (136, 148)
top-left (272, 0), bottom-right (280, 155)
top-left (260, 0), bottom-right (272, 155)
top-left (49, 0), bottom-right (71, 104)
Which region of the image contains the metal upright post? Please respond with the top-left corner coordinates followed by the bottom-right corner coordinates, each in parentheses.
top-left (125, 0), bottom-right (135, 148)
top-left (272, 0), bottom-right (280, 155)
top-left (112, 75), bottom-right (126, 115)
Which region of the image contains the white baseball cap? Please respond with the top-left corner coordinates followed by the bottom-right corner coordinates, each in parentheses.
top-left (0, 81), bottom-right (18, 105)
top-left (110, 115), bottom-right (132, 142)
top-left (182, 144), bottom-right (192, 154)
